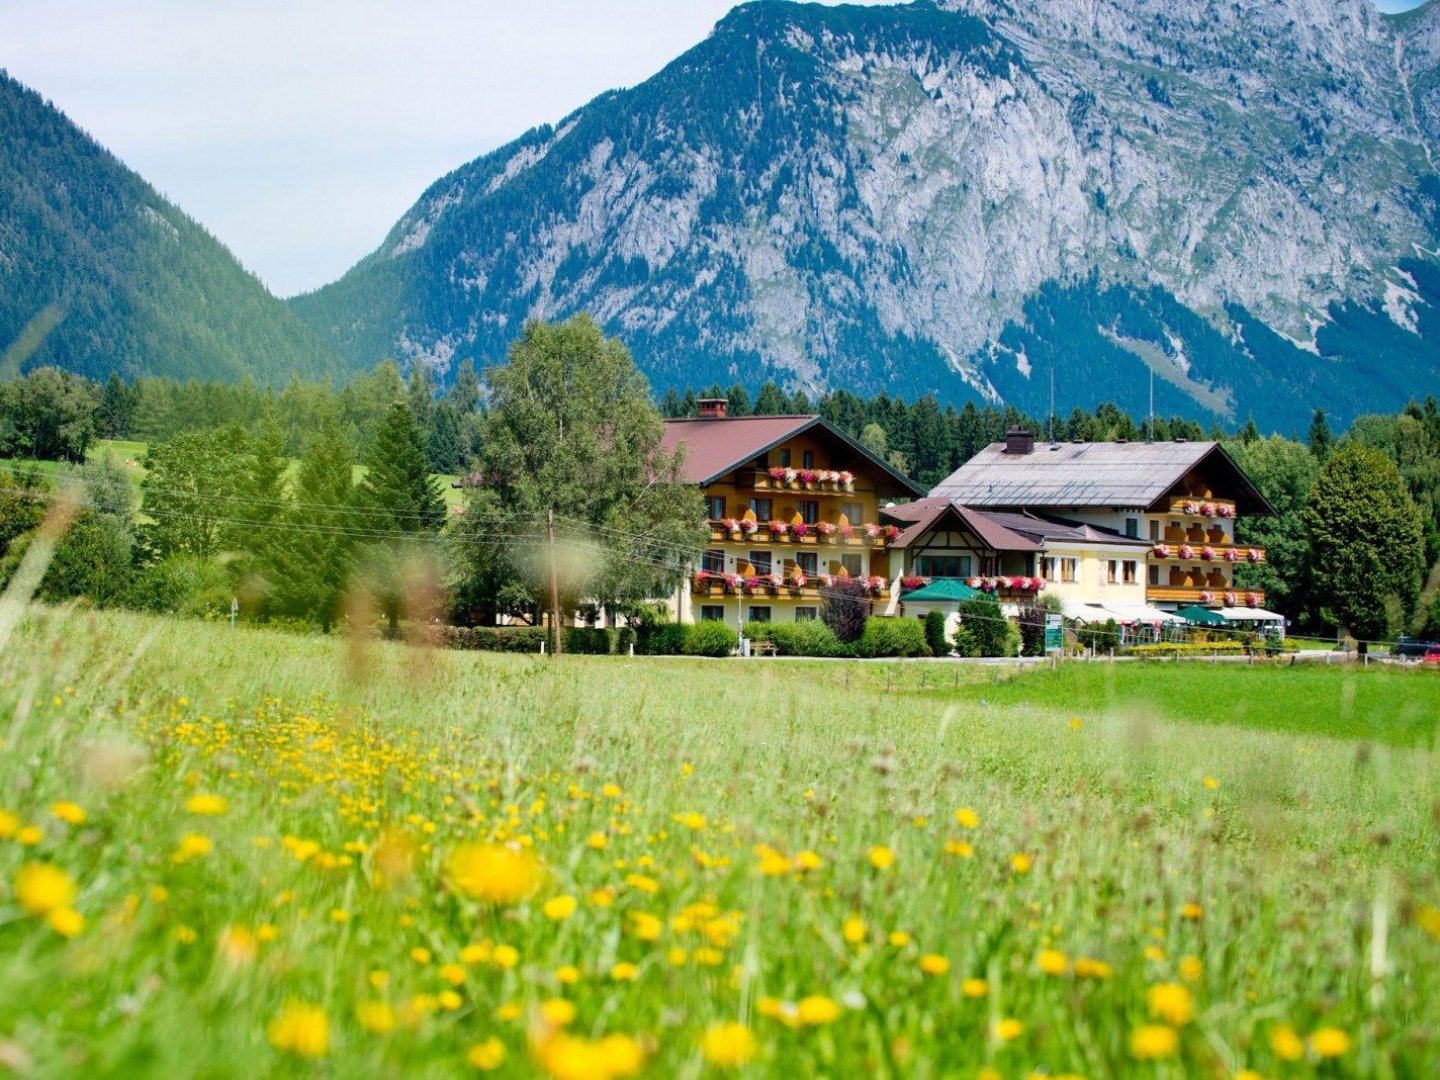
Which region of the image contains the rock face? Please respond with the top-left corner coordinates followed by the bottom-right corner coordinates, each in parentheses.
top-left (292, 0), bottom-right (1440, 430)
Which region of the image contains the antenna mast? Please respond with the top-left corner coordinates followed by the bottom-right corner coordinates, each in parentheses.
top-left (1148, 368), bottom-right (1155, 442)
top-left (1049, 366), bottom-right (1056, 445)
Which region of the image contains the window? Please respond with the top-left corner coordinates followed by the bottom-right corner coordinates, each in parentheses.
top-left (918, 555), bottom-right (968, 578)
top-left (705, 495), bottom-right (726, 521)
top-left (1149, 519), bottom-right (1160, 541)
top-left (750, 551), bottom-right (772, 576)
top-left (840, 554), bottom-right (863, 577)
top-left (980, 556), bottom-right (997, 576)
top-left (795, 607), bottom-right (818, 621)
top-left (1107, 560), bottom-right (1118, 584)
top-left (700, 606), bottom-right (726, 622)
top-left (802, 450), bottom-right (814, 469)
top-left (1148, 564), bottom-right (1160, 586)
top-left (842, 502), bottom-right (864, 526)
top-left (748, 607), bottom-right (772, 623)
top-left (702, 549), bottom-right (725, 574)
top-left (778, 449), bottom-right (792, 467)
top-left (1123, 560), bottom-right (1138, 584)
top-left (797, 552), bottom-right (818, 575)
top-left (750, 498), bottom-right (772, 521)
top-left (1124, 518), bottom-right (1138, 538)
top-left (1042, 557), bottom-right (1057, 582)
top-left (1061, 558), bottom-right (1078, 583)
top-left (800, 500), bottom-right (820, 524)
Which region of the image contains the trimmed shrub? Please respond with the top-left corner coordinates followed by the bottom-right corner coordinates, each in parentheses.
top-left (637, 624), bottom-right (690, 656)
top-left (563, 628), bottom-right (613, 655)
top-left (765, 619), bottom-right (846, 657)
top-left (440, 626), bottom-right (549, 652)
top-left (924, 611), bottom-right (950, 657)
top-left (1075, 619), bottom-right (1120, 653)
top-left (957, 596), bottom-right (1009, 657)
top-left (854, 617), bottom-right (929, 659)
top-left (684, 621), bottom-right (739, 658)
top-left (951, 624), bottom-right (979, 658)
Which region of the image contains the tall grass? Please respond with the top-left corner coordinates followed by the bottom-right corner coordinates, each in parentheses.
top-left (1, 607), bottom-right (1437, 1077)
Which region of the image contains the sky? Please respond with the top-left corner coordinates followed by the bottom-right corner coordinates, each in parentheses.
top-left (0, 0), bottom-right (1428, 297)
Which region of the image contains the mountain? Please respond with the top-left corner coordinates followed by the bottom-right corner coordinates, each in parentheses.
top-left (0, 70), bottom-right (341, 385)
top-left (292, 0), bottom-right (1440, 432)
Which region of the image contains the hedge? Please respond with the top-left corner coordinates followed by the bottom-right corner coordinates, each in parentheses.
top-left (1126, 640), bottom-right (1300, 658)
top-left (440, 626), bottom-right (637, 655)
top-left (749, 620), bottom-right (846, 657)
top-left (636, 622), bottom-right (738, 657)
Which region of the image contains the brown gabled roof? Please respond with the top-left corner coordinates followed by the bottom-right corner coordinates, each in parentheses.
top-left (883, 498), bottom-right (1042, 552)
top-left (979, 511), bottom-right (1152, 549)
top-left (661, 416), bottom-right (925, 495)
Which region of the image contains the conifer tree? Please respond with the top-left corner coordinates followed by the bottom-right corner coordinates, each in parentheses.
top-left (266, 410), bottom-right (355, 631)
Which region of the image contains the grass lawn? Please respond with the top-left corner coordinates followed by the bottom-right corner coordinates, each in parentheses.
top-left (1, 607), bottom-right (1437, 1076)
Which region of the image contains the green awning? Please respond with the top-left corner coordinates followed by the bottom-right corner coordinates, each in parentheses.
top-left (1173, 605), bottom-right (1228, 626)
top-left (901, 579), bottom-right (983, 604)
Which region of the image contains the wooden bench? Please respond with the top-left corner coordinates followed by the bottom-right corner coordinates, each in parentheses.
top-left (751, 641), bottom-right (778, 658)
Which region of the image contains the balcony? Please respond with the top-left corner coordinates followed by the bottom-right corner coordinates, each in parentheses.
top-left (1151, 543), bottom-right (1266, 565)
top-left (1167, 497), bottom-right (1238, 518)
top-left (752, 468), bottom-right (857, 496)
top-left (708, 521), bottom-right (894, 549)
top-left (1149, 585), bottom-right (1267, 607)
top-left (693, 572), bottom-right (888, 601)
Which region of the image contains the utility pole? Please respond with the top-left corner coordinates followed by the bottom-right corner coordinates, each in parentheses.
top-left (547, 508), bottom-right (563, 657)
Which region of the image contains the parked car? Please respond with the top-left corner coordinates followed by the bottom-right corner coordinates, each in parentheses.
top-left (1395, 636), bottom-right (1439, 658)
top-left (1424, 647), bottom-right (1440, 667)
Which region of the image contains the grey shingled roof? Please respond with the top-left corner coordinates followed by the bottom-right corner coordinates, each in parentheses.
top-left (932, 441), bottom-right (1273, 515)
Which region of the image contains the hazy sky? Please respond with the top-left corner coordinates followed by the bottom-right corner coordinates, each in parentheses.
top-left (0, 0), bottom-right (1427, 296)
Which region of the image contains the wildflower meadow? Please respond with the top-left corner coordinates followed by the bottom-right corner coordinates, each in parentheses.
top-left (2, 607), bottom-right (1438, 1078)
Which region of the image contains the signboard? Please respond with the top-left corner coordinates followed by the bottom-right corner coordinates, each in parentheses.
top-left (1045, 614), bottom-right (1064, 653)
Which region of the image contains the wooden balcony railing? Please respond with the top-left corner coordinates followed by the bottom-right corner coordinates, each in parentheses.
top-left (1151, 543), bottom-right (1266, 565)
top-left (707, 522), bottom-right (891, 548)
top-left (1148, 585), bottom-right (1267, 606)
top-left (692, 574), bottom-right (888, 601)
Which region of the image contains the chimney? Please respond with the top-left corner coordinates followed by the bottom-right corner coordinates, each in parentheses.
top-left (698, 398), bottom-right (728, 420)
top-left (1003, 427), bottom-right (1035, 455)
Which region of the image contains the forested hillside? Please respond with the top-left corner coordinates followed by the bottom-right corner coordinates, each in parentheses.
top-left (0, 71), bottom-right (342, 385)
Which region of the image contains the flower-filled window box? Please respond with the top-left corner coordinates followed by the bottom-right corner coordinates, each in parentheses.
top-left (1178, 544), bottom-right (1196, 560)
top-left (1247, 548), bottom-right (1265, 564)
top-left (1201, 545), bottom-right (1216, 561)
top-left (770, 521), bottom-right (790, 541)
top-left (1246, 592), bottom-right (1262, 608)
top-left (1201, 502), bottom-right (1217, 518)
top-left (1153, 543), bottom-right (1172, 559)
top-left (1224, 548), bottom-right (1242, 564)
top-left (866, 576), bottom-right (888, 597)
top-left (786, 572), bottom-right (808, 592)
top-left (1224, 591), bottom-right (1239, 607)
top-left (1199, 590), bottom-right (1216, 604)
top-left (815, 521), bottom-right (837, 541)
top-left (900, 576), bottom-right (930, 592)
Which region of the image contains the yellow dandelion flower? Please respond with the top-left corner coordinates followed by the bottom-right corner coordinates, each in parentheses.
top-left (15, 863), bottom-right (77, 916)
top-left (888, 930), bottom-right (912, 948)
top-left (16, 825), bottom-right (43, 846)
top-left (356, 1001), bottom-right (396, 1034)
top-left (50, 802), bottom-right (86, 826)
top-left (601, 783), bottom-right (623, 798)
top-left (962, 978), bottom-right (989, 998)
top-left (1037, 949), bottom-right (1068, 975)
top-left (955, 808), bottom-right (979, 829)
top-left (440, 963), bottom-right (467, 986)
top-left (1180, 902), bottom-right (1204, 921)
top-left (796, 850), bottom-right (824, 871)
top-left (495, 1002), bottom-right (523, 1022)
top-left (149, 885), bottom-right (169, 904)
top-left (47, 906), bottom-right (85, 938)
top-left (267, 1002), bottom-right (328, 1059)
top-left (587, 832), bottom-right (609, 850)
top-left (544, 894), bottom-right (578, 921)
top-left (945, 840), bottom-right (975, 858)
top-left (172, 833), bottom-right (213, 863)
top-left (994, 1018), bottom-right (1023, 1042)
top-left (796, 995), bottom-right (840, 1026)
top-left (667, 948), bottom-right (688, 967)
top-left (219, 925), bottom-right (257, 965)
top-left (1130, 1024), bottom-right (1179, 1060)
top-left (1417, 905), bottom-right (1440, 940)
top-left (1179, 955), bottom-right (1203, 983)
top-left (1146, 983), bottom-right (1194, 1027)
top-left (868, 845), bottom-right (895, 869)
top-left (1069, 717), bottom-right (1082, 731)
top-left (468, 1037), bottom-right (507, 1071)
top-left (843, 915), bottom-right (867, 944)
top-left (0, 809), bottom-right (19, 838)
top-left (1074, 958), bottom-right (1112, 980)
top-left (369, 970), bottom-right (391, 989)
top-left (330, 909), bottom-right (351, 923)
top-left (1310, 1028), bottom-right (1351, 1058)
top-left (446, 843), bottom-right (541, 905)
top-left (174, 925), bottom-right (198, 944)
top-left (493, 944), bottom-right (520, 969)
top-left (556, 965), bottom-right (581, 985)
top-left (437, 990), bottom-right (463, 1011)
top-left (411, 946), bottom-right (433, 965)
top-left (629, 912), bottom-right (662, 942)
top-left (590, 888), bottom-right (616, 908)
top-left (1202, 776), bottom-right (1219, 789)
top-left (609, 962), bottom-right (639, 982)
top-left (919, 954), bottom-right (950, 976)
top-left (700, 1022), bottom-right (756, 1068)
top-left (1010, 853), bottom-right (1033, 874)
top-left (674, 812), bottom-right (707, 831)
top-left (185, 794), bottom-right (228, 816)
top-left (541, 999), bottom-right (577, 1027)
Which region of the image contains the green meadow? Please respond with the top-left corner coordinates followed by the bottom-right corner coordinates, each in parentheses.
top-left (1, 607), bottom-right (1437, 1078)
